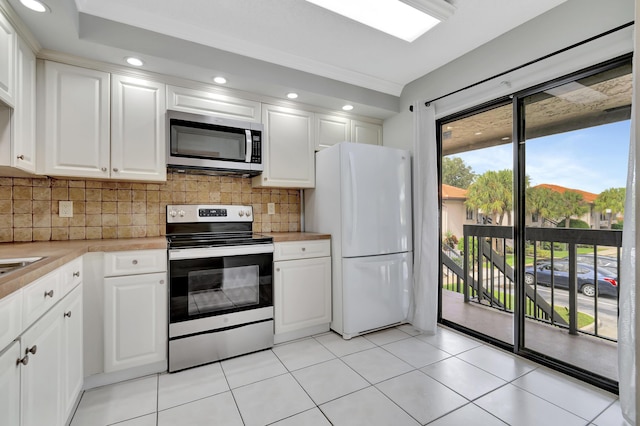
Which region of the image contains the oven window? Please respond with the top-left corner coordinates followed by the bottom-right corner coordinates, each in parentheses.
top-left (187, 265), bottom-right (259, 315)
top-left (169, 252), bottom-right (273, 323)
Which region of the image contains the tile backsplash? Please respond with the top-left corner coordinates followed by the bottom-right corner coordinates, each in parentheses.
top-left (0, 173), bottom-right (301, 243)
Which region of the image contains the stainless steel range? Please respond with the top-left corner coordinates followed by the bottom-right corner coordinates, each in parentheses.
top-left (166, 204), bottom-right (274, 372)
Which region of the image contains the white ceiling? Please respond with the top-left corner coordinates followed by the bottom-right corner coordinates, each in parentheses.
top-left (6, 0), bottom-right (568, 118)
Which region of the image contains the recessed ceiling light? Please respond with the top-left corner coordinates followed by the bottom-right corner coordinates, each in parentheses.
top-left (20, 0), bottom-right (48, 12)
top-left (304, 0), bottom-right (454, 42)
top-left (342, 105), bottom-right (354, 111)
top-left (213, 76), bottom-right (227, 84)
top-left (125, 57), bottom-right (144, 67)
top-left (287, 92), bottom-right (299, 99)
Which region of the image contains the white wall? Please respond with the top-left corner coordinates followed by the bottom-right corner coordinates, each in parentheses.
top-left (384, 0), bottom-right (634, 152)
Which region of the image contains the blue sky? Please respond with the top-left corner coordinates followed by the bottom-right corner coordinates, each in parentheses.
top-left (452, 120), bottom-right (631, 195)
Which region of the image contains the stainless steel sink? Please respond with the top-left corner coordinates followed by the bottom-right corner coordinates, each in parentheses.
top-left (0, 257), bottom-right (45, 276)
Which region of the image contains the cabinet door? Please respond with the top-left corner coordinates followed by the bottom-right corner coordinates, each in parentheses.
top-left (0, 340), bottom-right (20, 426)
top-left (21, 303), bottom-right (63, 426)
top-left (253, 104), bottom-right (315, 188)
top-left (274, 257), bottom-right (331, 334)
top-left (40, 61), bottom-right (110, 178)
top-left (61, 285), bottom-right (83, 422)
top-left (167, 85), bottom-right (261, 122)
top-left (111, 75), bottom-right (166, 181)
top-left (351, 120), bottom-right (382, 146)
top-left (13, 37), bottom-right (36, 173)
top-left (0, 12), bottom-right (15, 107)
top-left (104, 272), bottom-right (167, 372)
top-left (315, 114), bottom-right (350, 151)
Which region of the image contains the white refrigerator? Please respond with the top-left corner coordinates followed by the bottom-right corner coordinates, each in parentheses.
top-left (305, 142), bottom-right (413, 339)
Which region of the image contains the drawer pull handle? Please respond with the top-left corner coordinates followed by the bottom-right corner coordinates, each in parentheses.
top-left (17, 154), bottom-right (24, 160)
top-left (132, 260), bottom-right (138, 265)
top-left (64, 311), bottom-right (72, 318)
top-left (113, 168), bottom-right (119, 172)
top-left (101, 167), bottom-right (107, 172)
top-left (44, 290), bottom-right (54, 298)
top-left (73, 271), bottom-right (80, 277)
top-left (17, 355), bottom-right (29, 366)
top-left (26, 345), bottom-right (37, 355)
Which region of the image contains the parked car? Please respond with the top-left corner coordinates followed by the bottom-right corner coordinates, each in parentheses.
top-left (575, 254), bottom-right (618, 274)
top-left (524, 260), bottom-right (618, 297)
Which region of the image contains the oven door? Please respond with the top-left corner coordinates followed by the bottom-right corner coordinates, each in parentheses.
top-left (168, 244), bottom-right (273, 337)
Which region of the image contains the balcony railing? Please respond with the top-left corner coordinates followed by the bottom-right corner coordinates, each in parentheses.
top-left (441, 225), bottom-right (622, 341)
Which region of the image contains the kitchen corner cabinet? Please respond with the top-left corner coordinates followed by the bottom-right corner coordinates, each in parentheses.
top-left (38, 61), bottom-right (167, 181)
top-left (0, 11), bottom-right (15, 107)
top-left (111, 75), bottom-right (166, 181)
top-left (274, 240), bottom-right (331, 343)
top-left (13, 37), bottom-right (37, 173)
top-left (252, 104), bottom-right (315, 188)
top-left (103, 250), bottom-right (167, 373)
top-left (351, 120), bottom-right (382, 146)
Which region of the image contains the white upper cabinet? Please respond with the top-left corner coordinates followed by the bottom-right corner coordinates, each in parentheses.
top-left (351, 119), bottom-right (382, 146)
top-left (0, 11), bottom-right (15, 107)
top-left (167, 85), bottom-right (261, 122)
top-left (111, 75), bottom-right (166, 181)
top-left (253, 104), bottom-right (315, 188)
top-left (39, 61), bottom-right (167, 181)
top-left (13, 36), bottom-right (36, 173)
top-left (38, 61), bottom-right (111, 179)
top-left (315, 113), bottom-right (350, 151)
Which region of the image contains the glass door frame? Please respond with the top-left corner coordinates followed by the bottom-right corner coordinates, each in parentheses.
top-left (436, 53), bottom-right (632, 394)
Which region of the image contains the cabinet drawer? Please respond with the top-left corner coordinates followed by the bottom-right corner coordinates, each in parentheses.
top-left (104, 250), bottom-right (167, 277)
top-left (0, 290), bottom-right (22, 350)
top-left (22, 269), bottom-right (61, 329)
top-left (60, 257), bottom-right (82, 295)
top-left (274, 240), bottom-right (330, 261)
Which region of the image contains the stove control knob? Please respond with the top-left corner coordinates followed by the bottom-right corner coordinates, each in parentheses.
top-left (169, 210), bottom-right (177, 217)
top-left (238, 210), bottom-right (245, 217)
top-left (178, 210), bottom-right (185, 217)
top-left (245, 210), bottom-right (252, 217)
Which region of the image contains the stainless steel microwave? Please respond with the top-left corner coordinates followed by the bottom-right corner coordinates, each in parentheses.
top-left (166, 110), bottom-right (264, 176)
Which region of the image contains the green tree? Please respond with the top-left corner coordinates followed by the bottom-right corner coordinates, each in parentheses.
top-left (526, 186), bottom-right (563, 225)
top-left (442, 156), bottom-right (475, 189)
top-left (594, 187), bottom-right (625, 228)
top-left (557, 190), bottom-right (589, 227)
top-left (465, 170), bottom-right (512, 225)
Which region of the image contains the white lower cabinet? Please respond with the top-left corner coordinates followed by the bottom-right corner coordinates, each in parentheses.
top-left (61, 286), bottom-right (83, 422)
top-left (20, 299), bottom-right (64, 426)
top-left (104, 271), bottom-right (167, 372)
top-left (0, 340), bottom-right (20, 426)
top-left (274, 240), bottom-right (331, 343)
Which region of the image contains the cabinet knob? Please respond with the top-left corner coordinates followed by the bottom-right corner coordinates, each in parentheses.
top-left (73, 271), bottom-right (80, 277)
top-left (159, 280), bottom-right (165, 285)
top-left (16, 355), bottom-right (29, 366)
top-left (301, 247), bottom-right (306, 251)
top-left (113, 168), bottom-right (119, 172)
top-left (17, 154), bottom-right (24, 160)
top-left (101, 167), bottom-right (107, 172)
top-left (132, 259), bottom-right (138, 265)
top-left (26, 345), bottom-right (37, 355)
top-left (64, 311), bottom-right (72, 318)
top-left (276, 267), bottom-right (280, 272)
top-left (44, 290), bottom-right (54, 298)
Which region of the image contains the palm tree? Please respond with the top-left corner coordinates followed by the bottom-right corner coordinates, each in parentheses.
top-left (526, 186), bottom-right (563, 226)
top-left (594, 187), bottom-right (625, 228)
top-left (465, 170), bottom-right (512, 226)
top-left (557, 190), bottom-right (588, 227)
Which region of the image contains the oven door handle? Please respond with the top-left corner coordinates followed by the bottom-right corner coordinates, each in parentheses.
top-left (169, 244), bottom-right (274, 260)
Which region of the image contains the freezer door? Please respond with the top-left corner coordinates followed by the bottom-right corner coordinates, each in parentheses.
top-left (342, 252), bottom-right (412, 336)
top-left (341, 143), bottom-right (412, 257)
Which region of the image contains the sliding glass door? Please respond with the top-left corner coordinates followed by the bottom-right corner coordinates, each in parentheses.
top-left (438, 54), bottom-right (632, 391)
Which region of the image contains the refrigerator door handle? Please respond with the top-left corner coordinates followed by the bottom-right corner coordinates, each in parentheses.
top-left (348, 153), bottom-right (358, 246)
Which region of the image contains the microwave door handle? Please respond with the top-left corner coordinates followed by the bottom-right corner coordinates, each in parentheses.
top-left (245, 130), bottom-right (252, 162)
